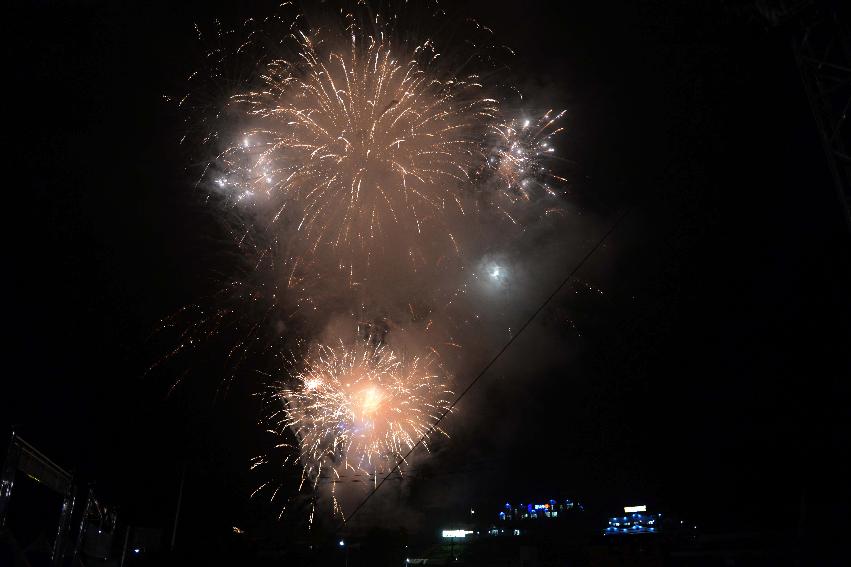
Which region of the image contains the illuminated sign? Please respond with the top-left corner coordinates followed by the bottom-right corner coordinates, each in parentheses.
top-left (442, 530), bottom-right (473, 538)
top-left (623, 505), bottom-right (646, 513)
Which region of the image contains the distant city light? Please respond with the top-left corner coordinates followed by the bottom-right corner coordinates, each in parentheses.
top-left (605, 508), bottom-right (660, 536)
top-left (339, 540), bottom-right (345, 547)
top-left (442, 530), bottom-right (473, 538)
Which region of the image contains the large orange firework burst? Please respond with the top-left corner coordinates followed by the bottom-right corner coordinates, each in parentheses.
top-left (218, 23), bottom-right (498, 281)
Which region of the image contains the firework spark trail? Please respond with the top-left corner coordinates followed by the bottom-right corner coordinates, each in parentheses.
top-left (265, 341), bottom-right (452, 492)
top-left (202, 10), bottom-right (565, 286)
top-left (171, 1), bottom-right (569, 523)
top-left (489, 110), bottom-right (568, 204)
top-left (217, 26), bottom-right (500, 281)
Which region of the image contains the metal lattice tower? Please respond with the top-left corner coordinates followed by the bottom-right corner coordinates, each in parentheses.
top-left (757, 0), bottom-right (851, 233)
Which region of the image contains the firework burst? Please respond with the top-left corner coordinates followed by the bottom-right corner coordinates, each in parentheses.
top-left (262, 341), bottom-right (452, 500)
top-left (168, 1), bottom-right (570, 524)
top-left (489, 110), bottom-right (568, 202)
top-left (211, 19), bottom-right (503, 283)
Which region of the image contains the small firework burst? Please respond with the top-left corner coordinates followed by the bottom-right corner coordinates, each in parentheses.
top-left (259, 339), bottom-right (451, 516)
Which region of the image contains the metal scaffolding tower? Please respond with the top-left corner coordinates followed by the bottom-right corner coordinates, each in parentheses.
top-left (758, 0), bottom-right (851, 232)
top-left (0, 433), bottom-right (76, 566)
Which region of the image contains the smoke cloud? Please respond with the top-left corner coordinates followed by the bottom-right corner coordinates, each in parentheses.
top-left (171, 1), bottom-right (602, 528)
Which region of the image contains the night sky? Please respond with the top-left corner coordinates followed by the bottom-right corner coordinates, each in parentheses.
top-left (4, 0), bottom-right (849, 555)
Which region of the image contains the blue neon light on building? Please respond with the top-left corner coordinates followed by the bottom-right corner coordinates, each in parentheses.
top-left (603, 511), bottom-right (660, 535)
top-left (497, 499), bottom-right (583, 521)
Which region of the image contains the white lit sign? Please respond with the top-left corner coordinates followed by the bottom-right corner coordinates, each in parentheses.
top-left (442, 530), bottom-right (473, 538)
top-left (624, 505), bottom-right (647, 513)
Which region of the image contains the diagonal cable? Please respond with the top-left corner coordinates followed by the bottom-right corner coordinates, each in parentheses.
top-left (344, 207), bottom-right (633, 524)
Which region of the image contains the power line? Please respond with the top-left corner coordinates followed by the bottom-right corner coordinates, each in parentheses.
top-left (344, 207), bottom-right (633, 524)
